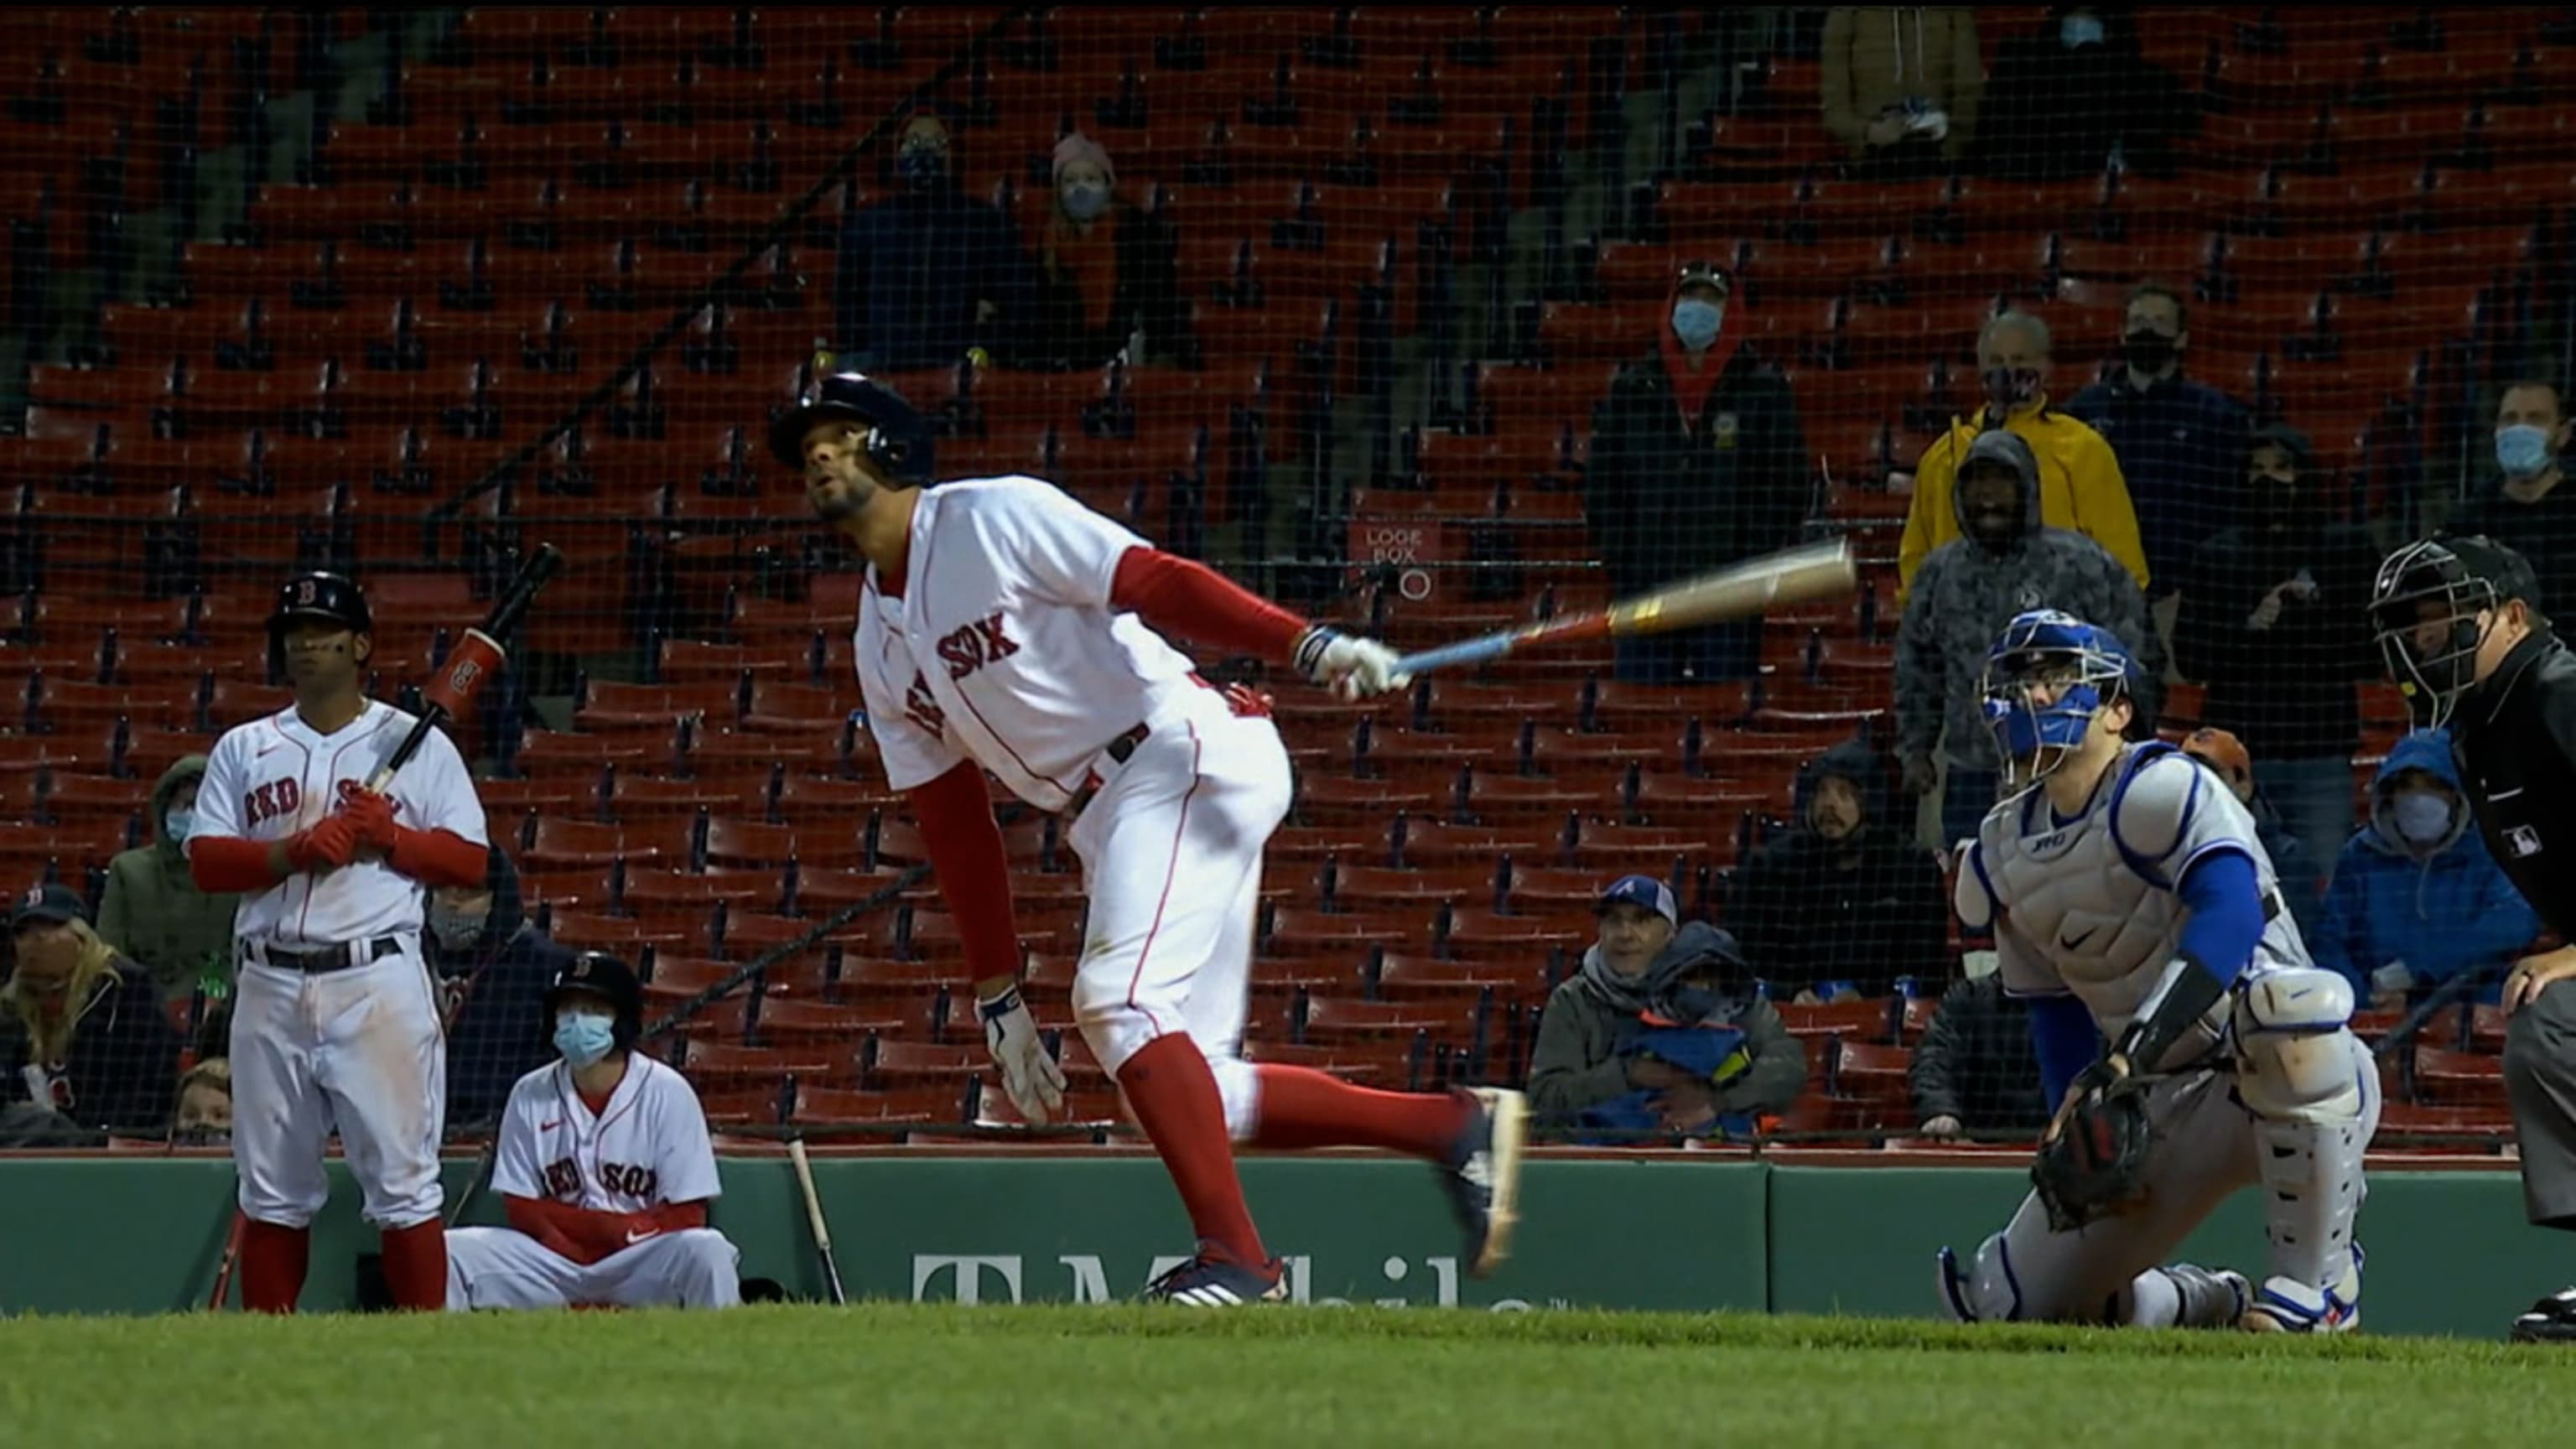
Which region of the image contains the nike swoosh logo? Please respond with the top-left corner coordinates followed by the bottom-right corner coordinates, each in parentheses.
top-left (255, 741), bottom-right (285, 758)
top-left (2059, 928), bottom-right (2096, 952)
top-left (538, 1119), bottom-right (562, 1130)
top-left (625, 1228), bottom-right (659, 1245)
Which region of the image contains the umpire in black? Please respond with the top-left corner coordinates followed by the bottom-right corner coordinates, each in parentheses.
top-left (2371, 535), bottom-right (2576, 1341)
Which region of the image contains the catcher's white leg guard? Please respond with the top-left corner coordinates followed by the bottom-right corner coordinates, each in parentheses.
top-left (1936, 1233), bottom-right (2023, 1323)
top-left (2231, 968), bottom-right (2376, 1332)
top-left (2116, 1263), bottom-right (2251, 1329)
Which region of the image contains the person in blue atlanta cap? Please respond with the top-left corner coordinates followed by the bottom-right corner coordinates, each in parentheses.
top-left (1524, 875), bottom-right (1806, 1137)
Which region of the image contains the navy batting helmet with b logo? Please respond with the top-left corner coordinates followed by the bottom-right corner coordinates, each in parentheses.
top-left (267, 571), bottom-right (372, 636)
top-left (544, 950), bottom-right (644, 1052)
top-left (766, 356), bottom-right (936, 484)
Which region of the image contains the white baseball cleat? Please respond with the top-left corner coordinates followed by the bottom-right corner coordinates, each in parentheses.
top-left (2241, 1244), bottom-right (2363, 1332)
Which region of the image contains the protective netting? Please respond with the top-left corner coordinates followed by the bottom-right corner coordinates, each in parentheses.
top-left (0, 7), bottom-right (2568, 1150)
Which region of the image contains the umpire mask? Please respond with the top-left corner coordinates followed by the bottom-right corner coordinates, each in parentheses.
top-left (2371, 539), bottom-right (2521, 730)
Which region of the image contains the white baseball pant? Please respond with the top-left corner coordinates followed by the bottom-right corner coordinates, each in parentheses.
top-left (445, 1226), bottom-right (742, 1310)
top-left (1065, 699), bottom-right (1291, 1141)
top-left (230, 942), bottom-right (446, 1228)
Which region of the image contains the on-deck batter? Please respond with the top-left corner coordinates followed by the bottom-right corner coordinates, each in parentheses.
top-left (448, 952), bottom-right (740, 1311)
top-left (1939, 610), bottom-right (2378, 1332)
top-left (769, 366), bottom-right (1528, 1306)
top-left (187, 573), bottom-right (491, 1312)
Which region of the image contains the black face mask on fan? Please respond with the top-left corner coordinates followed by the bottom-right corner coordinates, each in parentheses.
top-left (2124, 330), bottom-right (2178, 377)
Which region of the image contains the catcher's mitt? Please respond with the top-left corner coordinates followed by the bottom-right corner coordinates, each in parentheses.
top-left (2030, 1061), bottom-right (2157, 1233)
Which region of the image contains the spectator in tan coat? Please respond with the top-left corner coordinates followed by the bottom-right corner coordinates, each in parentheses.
top-left (1820, 8), bottom-right (1983, 174)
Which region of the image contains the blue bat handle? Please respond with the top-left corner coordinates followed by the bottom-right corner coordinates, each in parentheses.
top-left (1391, 636), bottom-right (1515, 675)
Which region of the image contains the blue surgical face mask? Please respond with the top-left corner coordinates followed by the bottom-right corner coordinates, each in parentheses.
top-left (1671, 299), bottom-right (1722, 351)
top-left (164, 808), bottom-right (194, 842)
top-left (1060, 179), bottom-right (1109, 221)
top-left (2498, 423), bottom-right (2558, 480)
top-left (2061, 13), bottom-right (2106, 48)
top-left (2392, 791), bottom-right (2452, 847)
top-left (554, 1010), bottom-right (616, 1069)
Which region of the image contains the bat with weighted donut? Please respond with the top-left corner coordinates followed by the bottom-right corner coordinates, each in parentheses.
top-left (366, 543), bottom-right (564, 792)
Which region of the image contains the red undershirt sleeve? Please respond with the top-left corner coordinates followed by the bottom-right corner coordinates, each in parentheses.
top-left (189, 837), bottom-right (280, 892)
top-left (387, 827), bottom-right (491, 887)
top-left (505, 1195), bottom-right (608, 1265)
top-left (1109, 546), bottom-right (1312, 662)
top-left (904, 761), bottom-right (1024, 989)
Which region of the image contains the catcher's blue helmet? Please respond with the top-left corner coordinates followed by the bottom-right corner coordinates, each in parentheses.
top-left (1980, 610), bottom-right (2139, 784)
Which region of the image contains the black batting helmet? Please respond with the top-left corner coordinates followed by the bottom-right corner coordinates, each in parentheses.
top-left (543, 950), bottom-right (644, 1052)
top-left (767, 356), bottom-right (936, 484)
top-left (267, 571), bottom-right (373, 675)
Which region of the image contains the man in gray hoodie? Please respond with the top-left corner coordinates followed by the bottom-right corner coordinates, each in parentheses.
top-left (1527, 876), bottom-right (1807, 1134)
top-left (1898, 429), bottom-right (2158, 853)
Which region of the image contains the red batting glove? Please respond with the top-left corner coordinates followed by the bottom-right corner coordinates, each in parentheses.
top-left (339, 787), bottom-right (401, 852)
top-left (285, 815), bottom-right (361, 872)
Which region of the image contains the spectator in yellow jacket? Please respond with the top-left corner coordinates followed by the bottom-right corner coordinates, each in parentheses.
top-left (1896, 311), bottom-right (2150, 604)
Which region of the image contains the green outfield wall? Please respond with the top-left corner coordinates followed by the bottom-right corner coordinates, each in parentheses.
top-left (4, 1152), bottom-right (2564, 1336)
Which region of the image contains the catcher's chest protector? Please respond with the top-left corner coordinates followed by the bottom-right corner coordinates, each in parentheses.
top-left (1981, 748), bottom-right (2311, 1056)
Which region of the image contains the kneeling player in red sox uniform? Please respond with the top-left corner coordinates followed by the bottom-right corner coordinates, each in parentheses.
top-left (447, 953), bottom-right (740, 1311)
top-left (771, 367), bottom-right (1528, 1307)
top-left (186, 572), bottom-right (491, 1311)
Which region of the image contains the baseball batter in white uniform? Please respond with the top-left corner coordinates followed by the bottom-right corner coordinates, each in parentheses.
top-left (769, 366), bottom-right (1528, 1306)
top-left (1939, 610), bottom-right (2378, 1332)
top-left (448, 951), bottom-right (740, 1311)
top-left (187, 572), bottom-right (491, 1312)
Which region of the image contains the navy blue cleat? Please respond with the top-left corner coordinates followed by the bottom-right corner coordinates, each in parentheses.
top-left (1140, 1248), bottom-right (1286, 1307)
top-left (1441, 1087), bottom-right (1528, 1279)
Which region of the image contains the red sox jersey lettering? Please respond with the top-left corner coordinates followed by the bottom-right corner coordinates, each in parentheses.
top-left (242, 776), bottom-right (304, 828)
top-left (903, 672), bottom-right (948, 740)
top-left (936, 610), bottom-right (1022, 680)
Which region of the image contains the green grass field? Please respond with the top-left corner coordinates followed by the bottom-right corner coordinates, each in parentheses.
top-left (7, 1306), bottom-right (2572, 1448)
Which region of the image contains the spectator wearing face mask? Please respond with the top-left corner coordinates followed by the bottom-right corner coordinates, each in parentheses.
top-left (435, 848), bottom-right (575, 1130)
top-left (1819, 8), bottom-right (1983, 179)
top-left (1898, 429), bottom-right (2157, 849)
top-left (1582, 260), bottom-right (1810, 683)
top-left (1729, 740), bottom-right (1950, 1001)
top-left (174, 1057), bottom-right (231, 1145)
top-left (2170, 423), bottom-right (2378, 874)
top-left (1024, 133), bottom-right (1194, 371)
top-left (1896, 310), bottom-right (2147, 606)
top-left (96, 755), bottom-right (242, 1005)
top-left (0, 884), bottom-right (183, 1135)
top-left (1977, 4), bottom-right (2188, 183)
top-left (2451, 380), bottom-right (2576, 618)
top-left (2066, 282), bottom-right (2252, 595)
top-left (834, 104), bottom-right (1036, 371)
top-left (2311, 730), bottom-right (2542, 1009)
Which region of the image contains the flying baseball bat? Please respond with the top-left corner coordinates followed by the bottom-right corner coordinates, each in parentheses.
top-left (366, 543), bottom-right (565, 792)
top-left (205, 1209), bottom-right (245, 1311)
top-left (787, 1136), bottom-right (848, 1306)
top-left (1389, 537), bottom-right (1859, 678)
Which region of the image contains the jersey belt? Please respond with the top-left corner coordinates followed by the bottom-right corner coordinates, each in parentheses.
top-left (242, 936), bottom-right (405, 974)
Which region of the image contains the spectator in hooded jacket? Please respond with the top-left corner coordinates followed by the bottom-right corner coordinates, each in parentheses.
top-left (2065, 282), bottom-right (2252, 592)
top-left (1730, 740), bottom-right (1950, 1001)
top-left (1909, 969), bottom-right (2049, 1140)
top-left (1896, 311), bottom-right (2148, 602)
top-left (1820, 8), bottom-right (1983, 176)
top-left (1978, 4), bottom-right (2189, 183)
top-left (436, 848), bottom-right (576, 1130)
top-left (1527, 876), bottom-right (1805, 1134)
top-left (2179, 727), bottom-right (2323, 933)
top-left (1024, 132), bottom-right (1195, 371)
top-left (2311, 730), bottom-right (2542, 1008)
top-left (0, 884), bottom-right (182, 1135)
top-left (96, 754), bottom-right (241, 1005)
top-left (1898, 428), bottom-right (2158, 851)
top-left (834, 104), bottom-right (1036, 371)
top-left (2171, 423), bottom-right (2377, 873)
top-left (1584, 260), bottom-right (1810, 683)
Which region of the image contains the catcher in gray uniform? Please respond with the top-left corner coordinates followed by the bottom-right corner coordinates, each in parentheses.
top-left (1937, 610), bottom-right (2380, 1332)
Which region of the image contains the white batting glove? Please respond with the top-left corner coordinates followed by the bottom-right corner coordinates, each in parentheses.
top-left (976, 985), bottom-right (1068, 1125)
top-left (1293, 626), bottom-right (1411, 700)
